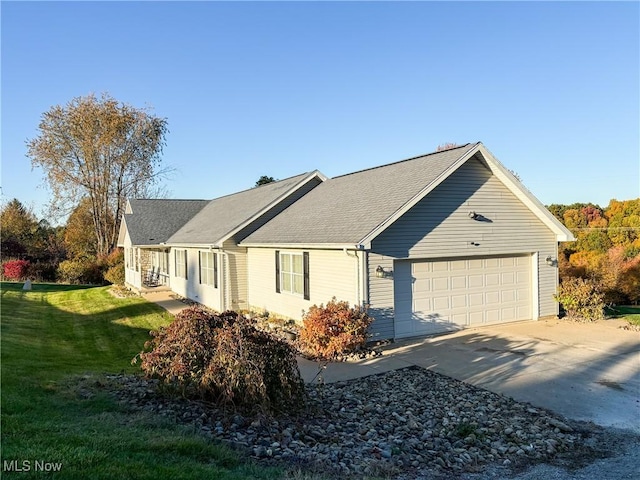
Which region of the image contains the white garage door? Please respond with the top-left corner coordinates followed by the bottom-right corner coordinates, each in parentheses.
top-left (394, 256), bottom-right (532, 338)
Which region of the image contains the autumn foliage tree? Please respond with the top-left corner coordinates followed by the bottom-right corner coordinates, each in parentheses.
top-left (551, 199), bottom-right (640, 305)
top-left (27, 93), bottom-right (170, 257)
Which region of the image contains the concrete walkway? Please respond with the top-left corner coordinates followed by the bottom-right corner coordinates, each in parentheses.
top-left (144, 292), bottom-right (640, 432)
top-left (144, 290), bottom-right (189, 316)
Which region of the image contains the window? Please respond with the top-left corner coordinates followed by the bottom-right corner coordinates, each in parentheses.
top-left (153, 251), bottom-right (169, 274)
top-left (175, 249), bottom-right (187, 279)
top-left (127, 248), bottom-right (134, 269)
top-left (276, 251), bottom-right (309, 299)
top-left (199, 251), bottom-right (217, 287)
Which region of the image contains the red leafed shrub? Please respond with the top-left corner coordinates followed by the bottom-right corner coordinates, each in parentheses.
top-left (135, 306), bottom-right (305, 413)
top-left (298, 297), bottom-right (373, 360)
top-left (2, 259), bottom-right (30, 280)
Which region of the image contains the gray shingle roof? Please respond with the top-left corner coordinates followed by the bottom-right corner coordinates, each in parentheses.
top-left (124, 199), bottom-right (209, 245)
top-left (241, 144), bottom-right (477, 246)
top-left (167, 172), bottom-right (319, 245)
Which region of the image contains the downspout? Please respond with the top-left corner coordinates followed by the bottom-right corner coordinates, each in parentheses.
top-left (219, 250), bottom-right (230, 311)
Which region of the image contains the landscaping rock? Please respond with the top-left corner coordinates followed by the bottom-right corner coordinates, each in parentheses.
top-left (103, 367), bottom-right (613, 479)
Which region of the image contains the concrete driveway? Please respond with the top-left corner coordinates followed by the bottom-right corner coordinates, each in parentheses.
top-left (298, 318), bottom-right (640, 432)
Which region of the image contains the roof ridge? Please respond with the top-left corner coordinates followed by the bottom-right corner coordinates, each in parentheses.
top-left (331, 143), bottom-right (474, 180)
top-left (203, 171), bottom-right (314, 202)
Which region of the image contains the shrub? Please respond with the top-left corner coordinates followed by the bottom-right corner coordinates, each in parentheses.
top-left (57, 256), bottom-right (103, 284)
top-left (2, 259), bottom-right (30, 280)
top-left (103, 249), bottom-right (125, 285)
top-left (27, 261), bottom-right (58, 282)
top-left (555, 277), bottom-right (605, 321)
top-left (298, 298), bottom-right (373, 360)
top-left (136, 306), bottom-right (305, 413)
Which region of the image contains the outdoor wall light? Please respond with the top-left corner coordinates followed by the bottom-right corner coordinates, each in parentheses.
top-left (468, 211), bottom-right (479, 220)
top-left (375, 265), bottom-right (386, 278)
top-left (545, 256), bottom-right (555, 266)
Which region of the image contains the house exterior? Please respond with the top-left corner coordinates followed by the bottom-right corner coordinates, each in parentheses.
top-left (119, 142), bottom-right (574, 340)
top-left (119, 171), bottom-right (326, 310)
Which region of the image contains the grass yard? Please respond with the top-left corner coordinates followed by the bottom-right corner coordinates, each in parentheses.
top-left (610, 305), bottom-right (640, 326)
top-left (0, 282), bottom-right (283, 479)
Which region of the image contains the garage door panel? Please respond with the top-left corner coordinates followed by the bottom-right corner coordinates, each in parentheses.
top-left (501, 272), bottom-right (515, 285)
top-left (469, 293), bottom-right (484, 307)
top-left (516, 271), bottom-right (529, 284)
top-left (468, 274), bottom-right (484, 288)
top-left (432, 296), bottom-right (450, 310)
top-left (502, 290), bottom-right (516, 302)
top-left (413, 278), bottom-right (431, 292)
top-left (451, 295), bottom-right (467, 308)
top-left (432, 277), bottom-right (449, 291)
top-left (451, 276), bottom-right (467, 289)
top-left (394, 255), bottom-right (532, 338)
top-left (469, 311), bottom-right (484, 324)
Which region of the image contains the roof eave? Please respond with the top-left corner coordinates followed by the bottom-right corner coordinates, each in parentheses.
top-left (240, 242), bottom-right (364, 250)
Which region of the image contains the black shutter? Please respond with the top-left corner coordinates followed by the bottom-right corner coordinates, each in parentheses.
top-left (275, 250), bottom-right (281, 293)
top-left (198, 252), bottom-right (202, 284)
top-left (184, 251), bottom-right (188, 280)
top-left (303, 251), bottom-right (310, 300)
top-left (214, 253), bottom-right (218, 289)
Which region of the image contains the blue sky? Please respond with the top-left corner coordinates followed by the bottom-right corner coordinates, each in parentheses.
top-left (2, 1), bottom-right (638, 221)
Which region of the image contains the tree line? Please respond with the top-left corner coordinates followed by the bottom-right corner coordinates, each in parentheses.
top-left (550, 199), bottom-right (640, 305)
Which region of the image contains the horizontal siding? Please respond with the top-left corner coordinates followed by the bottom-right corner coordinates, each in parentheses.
top-left (367, 253), bottom-right (395, 340)
top-left (370, 157), bottom-right (560, 337)
top-left (169, 247), bottom-right (223, 312)
top-left (247, 247), bottom-right (358, 321)
top-left (223, 240), bottom-right (248, 311)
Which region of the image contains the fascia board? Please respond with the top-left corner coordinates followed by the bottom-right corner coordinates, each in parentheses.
top-left (240, 242), bottom-right (362, 250)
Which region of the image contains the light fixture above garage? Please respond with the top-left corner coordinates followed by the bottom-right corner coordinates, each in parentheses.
top-left (468, 211), bottom-right (479, 220)
top-left (375, 265), bottom-right (386, 278)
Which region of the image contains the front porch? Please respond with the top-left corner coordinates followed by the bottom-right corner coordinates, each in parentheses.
top-left (125, 247), bottom-right (171, 294)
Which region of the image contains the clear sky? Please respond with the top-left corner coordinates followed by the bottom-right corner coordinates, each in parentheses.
top-left (2, 1), bottom-right (639, 222)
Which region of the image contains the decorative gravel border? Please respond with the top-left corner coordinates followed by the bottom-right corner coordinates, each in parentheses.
top-left (102, 366), bottom-right (605, 478)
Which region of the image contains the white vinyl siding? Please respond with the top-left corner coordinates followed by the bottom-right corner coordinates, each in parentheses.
top-left (175, 249), bottom-right (187, 279)
top-left (222, 241), bottom-right (249, 311)
top-left (199, 251), bottom-right (217, 287)
top-left (247, 247), bottom-right (358, 320)
top-left (280, 252), bottom-right (304, 296)
top-left (170, 247), bottom-right (222, 311)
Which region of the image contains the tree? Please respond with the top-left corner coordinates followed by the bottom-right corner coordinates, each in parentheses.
top-left (64, 198), bottom-right (103, 258)
top-left (436, 142), bottom-right (460, 152)
top-left (27, 93), bottom-right (170, 256)
top-left (0, 199), bottom-right (39, 259)
top-left (255, 175), bottom-right (276, 187)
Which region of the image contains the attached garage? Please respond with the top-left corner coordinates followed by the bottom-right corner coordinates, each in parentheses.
top-left (393, 255), bottom-right (533, 338)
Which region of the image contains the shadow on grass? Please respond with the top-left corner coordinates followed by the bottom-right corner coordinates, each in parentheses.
top-left (1, 281), bottom-right (96, 293)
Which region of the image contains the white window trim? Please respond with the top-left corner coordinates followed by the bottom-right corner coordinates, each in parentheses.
top-left (279, 251), bottom-right (304, 296)
top-left (199, 251), bottom-right (217, 288)
top-left (175, 249), bottom-right (187, 279)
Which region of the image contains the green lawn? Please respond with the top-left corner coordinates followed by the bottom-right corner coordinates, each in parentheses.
top-left (1, 282), bottom-right (283, 479)
top-left (608, 305), bottom-right (640, 326)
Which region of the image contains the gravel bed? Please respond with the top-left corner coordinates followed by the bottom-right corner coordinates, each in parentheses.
top-left (98, 366), bottom-right (622, 479)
